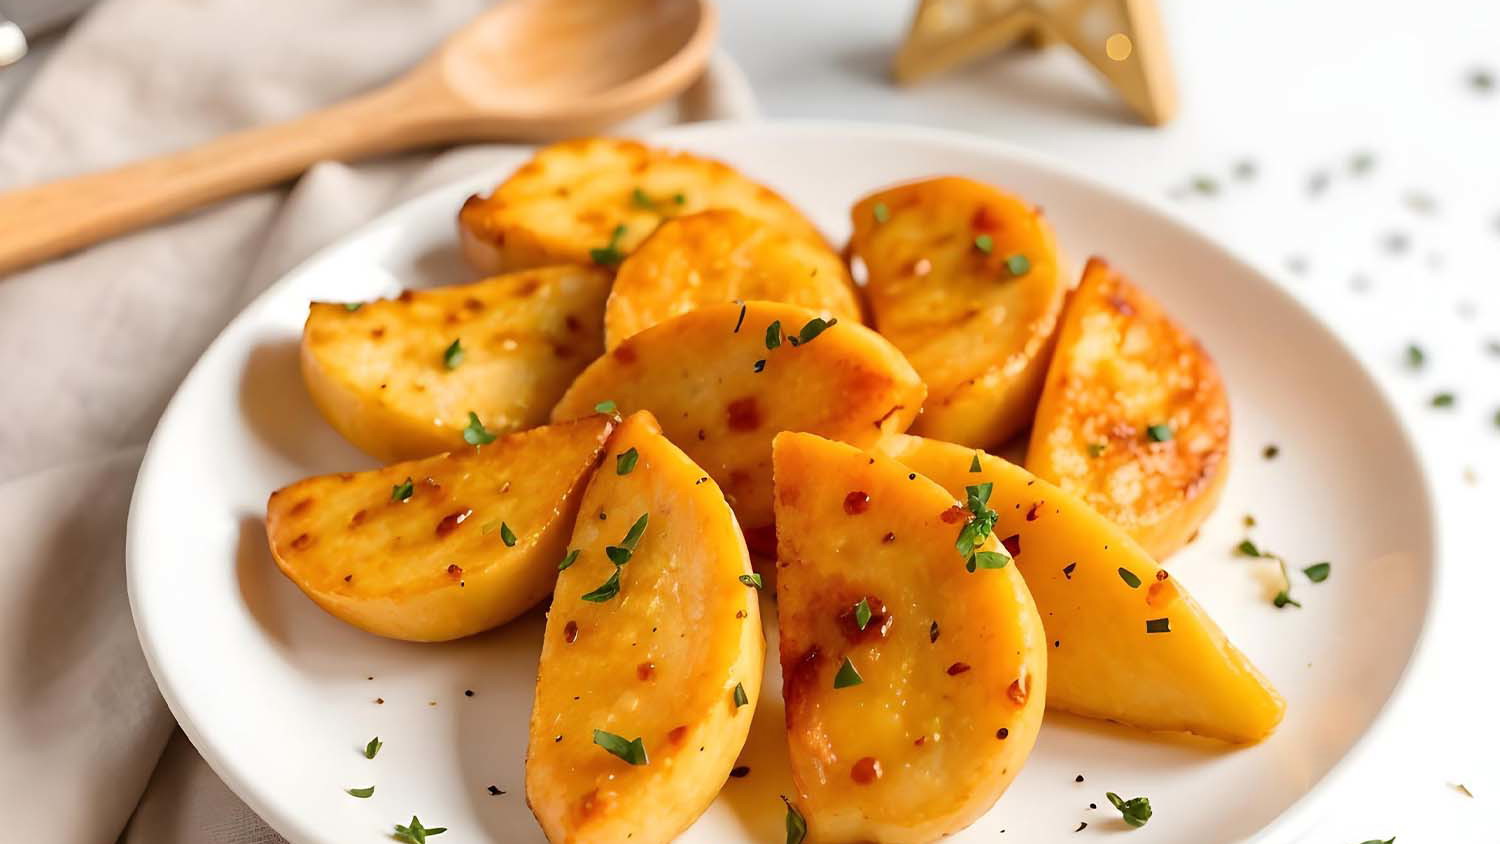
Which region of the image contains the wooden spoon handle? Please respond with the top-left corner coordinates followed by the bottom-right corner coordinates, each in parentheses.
top-left (0, 80), bottom-right (448, 276)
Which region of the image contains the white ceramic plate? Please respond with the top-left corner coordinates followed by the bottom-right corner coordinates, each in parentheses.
top-left (127, 122), bottom-right (1436, 844)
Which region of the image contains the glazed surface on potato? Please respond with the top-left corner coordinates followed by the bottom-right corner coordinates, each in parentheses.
top-left (849, 176), bottom-right (1069, 448)
top-left (882, 434), bottom-right (1283, 743)
top-left (265, 417), bottom-right (612, 642)
top-left (301, 266), bottom-right (608, 463)
top-left (459, 138), bottom-right (825, 275)
top-left (1025, 257), bottom-right (1230, 559)
top-left (527, 411), bottom-right (763, 844)
top-left (551, 301), bottom-right (925, 533)
top-left (773, 432), bottom-right (1046, 843)
top-left (604, 208), bottom-right (862, 349)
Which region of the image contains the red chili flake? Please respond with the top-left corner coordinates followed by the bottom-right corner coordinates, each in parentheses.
top-left (565, 315), bottom-right (581, 332)
top-left (374, 698), bottom-right (384, 705)
top-left (343, 574), bottom-right (353, 582)
top-left (487, 785), bottom-right (504, 795)
top-left (843, 491), bottom-right (871, 515)
top-left (1008, 675), bottom-right (1030, 705)
top-left (1156, 569), bottom-right (1169, 581)
top-left (729, 766), bottom-right (750, 778)
top-left (563, 621), bottom-right (578, 643)
top-left (1025, 501), bottom-right (1043, 521)
top-left (850, 756), bottom-right (882, 784)
top-left (947, 662), bottom-right (971, 675)
top-left (349, 509), bottom-right (367, 527)
top-left (612, 344), bottom-right (638, 364)
top-left (873, 404), bottom-right (906, 429)
top-left (913, 735), bottom-right (926, 746)
top-left (436, 508), bottom-right (473, 537)
top-left (1001, 534), bottom-right (1022, 557)
top-left (939, 504), bottom-right (969, 524)
top-left (290, 533), bottom-right (312, 550)
top-left (726, 396), bottom-right (762, 432)
top-left (882, 532), bottom-right (896, 544)
top-left (463, 297), bottom-right (485, 312)
top-left (397, 290), bottom-right (414, 303)
top-left (370, 327), bottom-right (386, 339)
top-left (637, 662), bottom-right (656, 681)
top-left (971, 205), bottom-right (1000, 233)
top-left (996, 727), bottom-right (1009, 739)
top-left (290, 498), bottom-right (313, 516)
top-left (447, 564), bottom-right (463, 578)
top-left (666, 725), bottom-right (689, 745)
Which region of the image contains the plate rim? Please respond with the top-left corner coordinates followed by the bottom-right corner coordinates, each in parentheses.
top-left (125, 118), bottom-right (1443, 844)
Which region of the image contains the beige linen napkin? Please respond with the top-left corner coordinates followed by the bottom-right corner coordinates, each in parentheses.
top-left (0, 2), bottom-right (756, 842)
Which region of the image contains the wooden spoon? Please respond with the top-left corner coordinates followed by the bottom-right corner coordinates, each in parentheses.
top-left (0, 0), bottom-right (717, 275)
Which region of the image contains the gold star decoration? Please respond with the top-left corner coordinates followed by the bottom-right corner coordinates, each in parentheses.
top-left (893, 0), bottom-right (1177, 125)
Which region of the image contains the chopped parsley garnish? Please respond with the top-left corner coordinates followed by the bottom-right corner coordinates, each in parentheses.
top-left (1005, 254), bottom-right (1031, 276)
top-left (1087, 442), bottom-right (1106, 458)
top-left (1303, 561), bottom-right (1331, 582)
top-left (616, 447), bottom-right (639, 475)
top-left (462, 412), bottom-right (496, 445)
top-left (391, 478), bottom-right (414, 502)
top-left (1431, 391), bottom-right (1456, 408)
top-left (833, 657), bottom-right (863, 688)
top-left (969, 453), bottom-right (982, 472)
top-left (733, 302), bottom-right (747, 333)
top-left (789, 317), bottom-right (836, 346)
top-left (1145, 423), bottom-right (1174, 442)
top-left (765, 320), bottom-right (783, 349)
top-left (973, 233), bottom-right (995, 254)
top-left (1117, 567), bottom-right (1142, 588)
top-left (733, 682), bottom-right (749, 708)
top-left (593, 730), bottom-right (649, 765)
top-left (1145, 617), bottom-right (1170, 634)
top-left (364, 736), bottom-right (383, 759)
top-left (605, 514), bottom-right (649, 565)
top-left (593, 399), bottom-right (618, 415)
top-left (343, 302), bottom-right (364, 312)
top-left (347, 785), bottom-right (375, 798)
top-left (393, 816), bottom-right (446, 843)
top-left (442, 338), bottom-right (464, 370)
top-left (739, 573), bottom-right (764, 589)
top-left (580, 568), bottom-right (622, 602)
top-left (630, 187), bottom-right (655, 210)
top-left (589, 224), bottom-right (628, 268)
top-left (558, 549), bottom-right (580, 571)
top-left (873, 203), bottom-right (891, 224)
top-left (853, 598), bottom-right (872, 630)
top-left (956, 482), bottom-right (999, 570)
top-left (783, 796), bottom-right (808, 844)
top-left (1405, 344), bottom-right (1426, 369)
top-left (499, 522), bottom-right (517, 547)
top-left (972, 550), bottom-right (1011, 569)
top-left (1106, 792), bottom-right (1152, 828)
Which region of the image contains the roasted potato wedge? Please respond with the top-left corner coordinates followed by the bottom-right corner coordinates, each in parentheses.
top-left (302, 266), bottom-right (609, 463)
top-left (849, 177), bottom-right (1070, 449)
top-left (459, 138), bottom-right (826, 275)
top-left (527, 411), bottom-right (763, 843)
top-left (265, 416), bottom-right (612, 642)
top-left (604, 209), bottom-right (862, 349)
top-left (881, 434), bottom-right (1283, 743)
top-left (772, 432), bottom-right (1046, 843)
top-left (551, 301), bottom-right (926, 534)
top-left (1026, 257), bottom-right (1230, 559)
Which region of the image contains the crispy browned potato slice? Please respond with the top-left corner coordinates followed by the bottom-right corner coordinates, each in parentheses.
top-left (458, 138), bottom-right (825, 275)
top-left (1026, 257), bottom-right (1230, 559)
top-left (881, 434), bottom-right (1283, 743)
top-left (527, 411), bottom-right (763, 844)
top-left (265, 417), bottom-right (612, 642)
top-left (604, 208), bottom-right (863, 349)
top-left (302, 266), bottom-right (609, 463)
top-left (551, 301), bottom-right (925, 534)
top-left (773, 432), bottom-right (1046, 843)
top-left (849, 176), bottom-right (1070, 449)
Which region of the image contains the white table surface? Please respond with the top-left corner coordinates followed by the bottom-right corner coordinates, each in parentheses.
top-left (4, 2), bottom-right (1494, 842)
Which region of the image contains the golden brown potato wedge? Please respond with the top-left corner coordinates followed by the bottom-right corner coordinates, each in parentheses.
top-left (604, 208), bottom-right (863, 349)
top-left (459, 138), bottom-right (826, 275)
top-left (1026, 257), bottom-right (1230, 559)
top-left (302, 266), bottom-right (609, 463)
top-left (849, 177), bottom-right (1070, 449)
top-left (265, 416), bottom-right (612, 642)
top-left (773, 432), bottom-right (1046, 843)
top-left (551, 301), bottom-right (926, 535)
top-left (880, 434), bottom-right (1283, 743)
top-left (527, 411), bottom-right (763, 844)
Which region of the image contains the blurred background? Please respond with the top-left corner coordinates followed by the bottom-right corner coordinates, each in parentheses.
top-left (0, 1), bottom-right (1494, 842)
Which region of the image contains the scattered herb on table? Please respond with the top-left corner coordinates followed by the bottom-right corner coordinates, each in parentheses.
top-left (1405, 344), bottom-right (1426, 369)
top-left (393, 816), bottom-right (446, 843)
top-left (1232, 159), bottom-right (1257, 181)
top-left (1349, 150), bottom-right (1376, 175)
top-left (347, 785), bottom-right (375, 798)
top-left (1190, 175), bottom-right (1219, 195)
top-left (442, 338), bottom-right (464, 370)
top-left (1106, 792), bottom-right (1152, 828)
top-left (616, 447), bottom-right (639, 475)
top-left (1273, 558), bottom-right (1301, 608)
top-left (462, 412), bottom-right (495, 445)
top-left (1358, 839), bottom-right (1395, 844)
top-left (593, 730), bottom-right (649, 765)
top-left (1303, 562), bottom-right (1331, 583)
top-left (391, 478), bottom-right (414, 502)
top-left (833, 657), bottom-right (863, 689)
top-left (1263, 444), bottom-right (1280, 459)
top-left (1431, 392), bottom-right (1456, 408)
top-left (364, 736), bottom-right (383, 759)
top-left (589, 224), bottom-right (628, 268)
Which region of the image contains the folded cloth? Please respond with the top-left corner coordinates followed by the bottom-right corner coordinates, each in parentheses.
top-left (0, 2), bottom-right (756, 842)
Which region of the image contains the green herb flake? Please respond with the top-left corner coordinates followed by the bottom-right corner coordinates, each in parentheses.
top-left (442, 338), bottom-right (464, 370)
top-left (1005, 254), bottom-right (1031, 276)
top-left (621, 513), bottom-right (649, 549)
top-left (832, 656), bottom-right (863, 689)
top-left (972, 550), bottom-right (1011, 569)
top-left (616, 447), bottom-right (639, 475)
top-left (873, 203), bottom-right (891, 224)
top-left (1237, 539), bottom-right (1263, 557)
top-left (630, 187), bottom-right (655, 210)
top-left (956, 482), bottom-right (998, 563)
top-left (1244, 514), bottom-right (1257, 528)
top-left (593, 729), bottom-right (648, 765)
top-left (1405, 343), bottom-right (1426, 369)
top-left (1117, 567), bottom-right (1142, 589)
top-left (580, 568), bottom-right (622, 602)
top-left (753, 359), bottom-right (766, 373)
top-left (1145, 617), bottom-right (1170, 634)
top-left (733, 303), bottom-right (747, 333)
top-left (558, 549), bottom-right (580, 571)
top-left (1358, 838), bottom-right (1395, 844)
top-left (594, 399), bottom-right (618, 415)
top-left (1431, 391), bottom-right (1456, 408)
top-left (790, 317), bottom-right (836, 346)
top-left (343, 302), bottom-right (364, 312)
top-left (1087, 442), bottom-right (1106, 458)
top-left (783, 796), bottom-right (808, 844)
top-left (1190, 175), bottom-right (1219, 195)
top-left (733, 682), bottom-right (749, 708)
top-left (1303, 561), bottom-right (1331, 583)
top-left (973, 233), bottom-right (995, 254)
top-left (1145, 423), bottom-right (1174, 442)
top-left (364, 736), bottom-right (383, 759)
top-left (853, 598), bottom-right (872, 630)
top-left (739, 573), bottom-right (764, 589)
top-left (969, 453), bottom-right (982, 473)
top-left (765, 320), bottom-right (783, 350)
top-left (673, 192), bottom-right (687, 205)
top-left (393, 815), bottom-right (446, 843)
top-left (499, 522), bottom-right (517, 547)
top-left (1106, 792), bottom-right (1153, 828)
top-left (463, 412), bottom-right (496, 445)
top-left (589, 224), bottom-right (628, 268)
top-left (1273, 558), bottom-right (1301, 609)
top-left (391, 478), bottom-right (414, 502)
top-left (347, 785), bottom-right (375, 798)
top-left (605, 546), bottom-right (633, 566)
